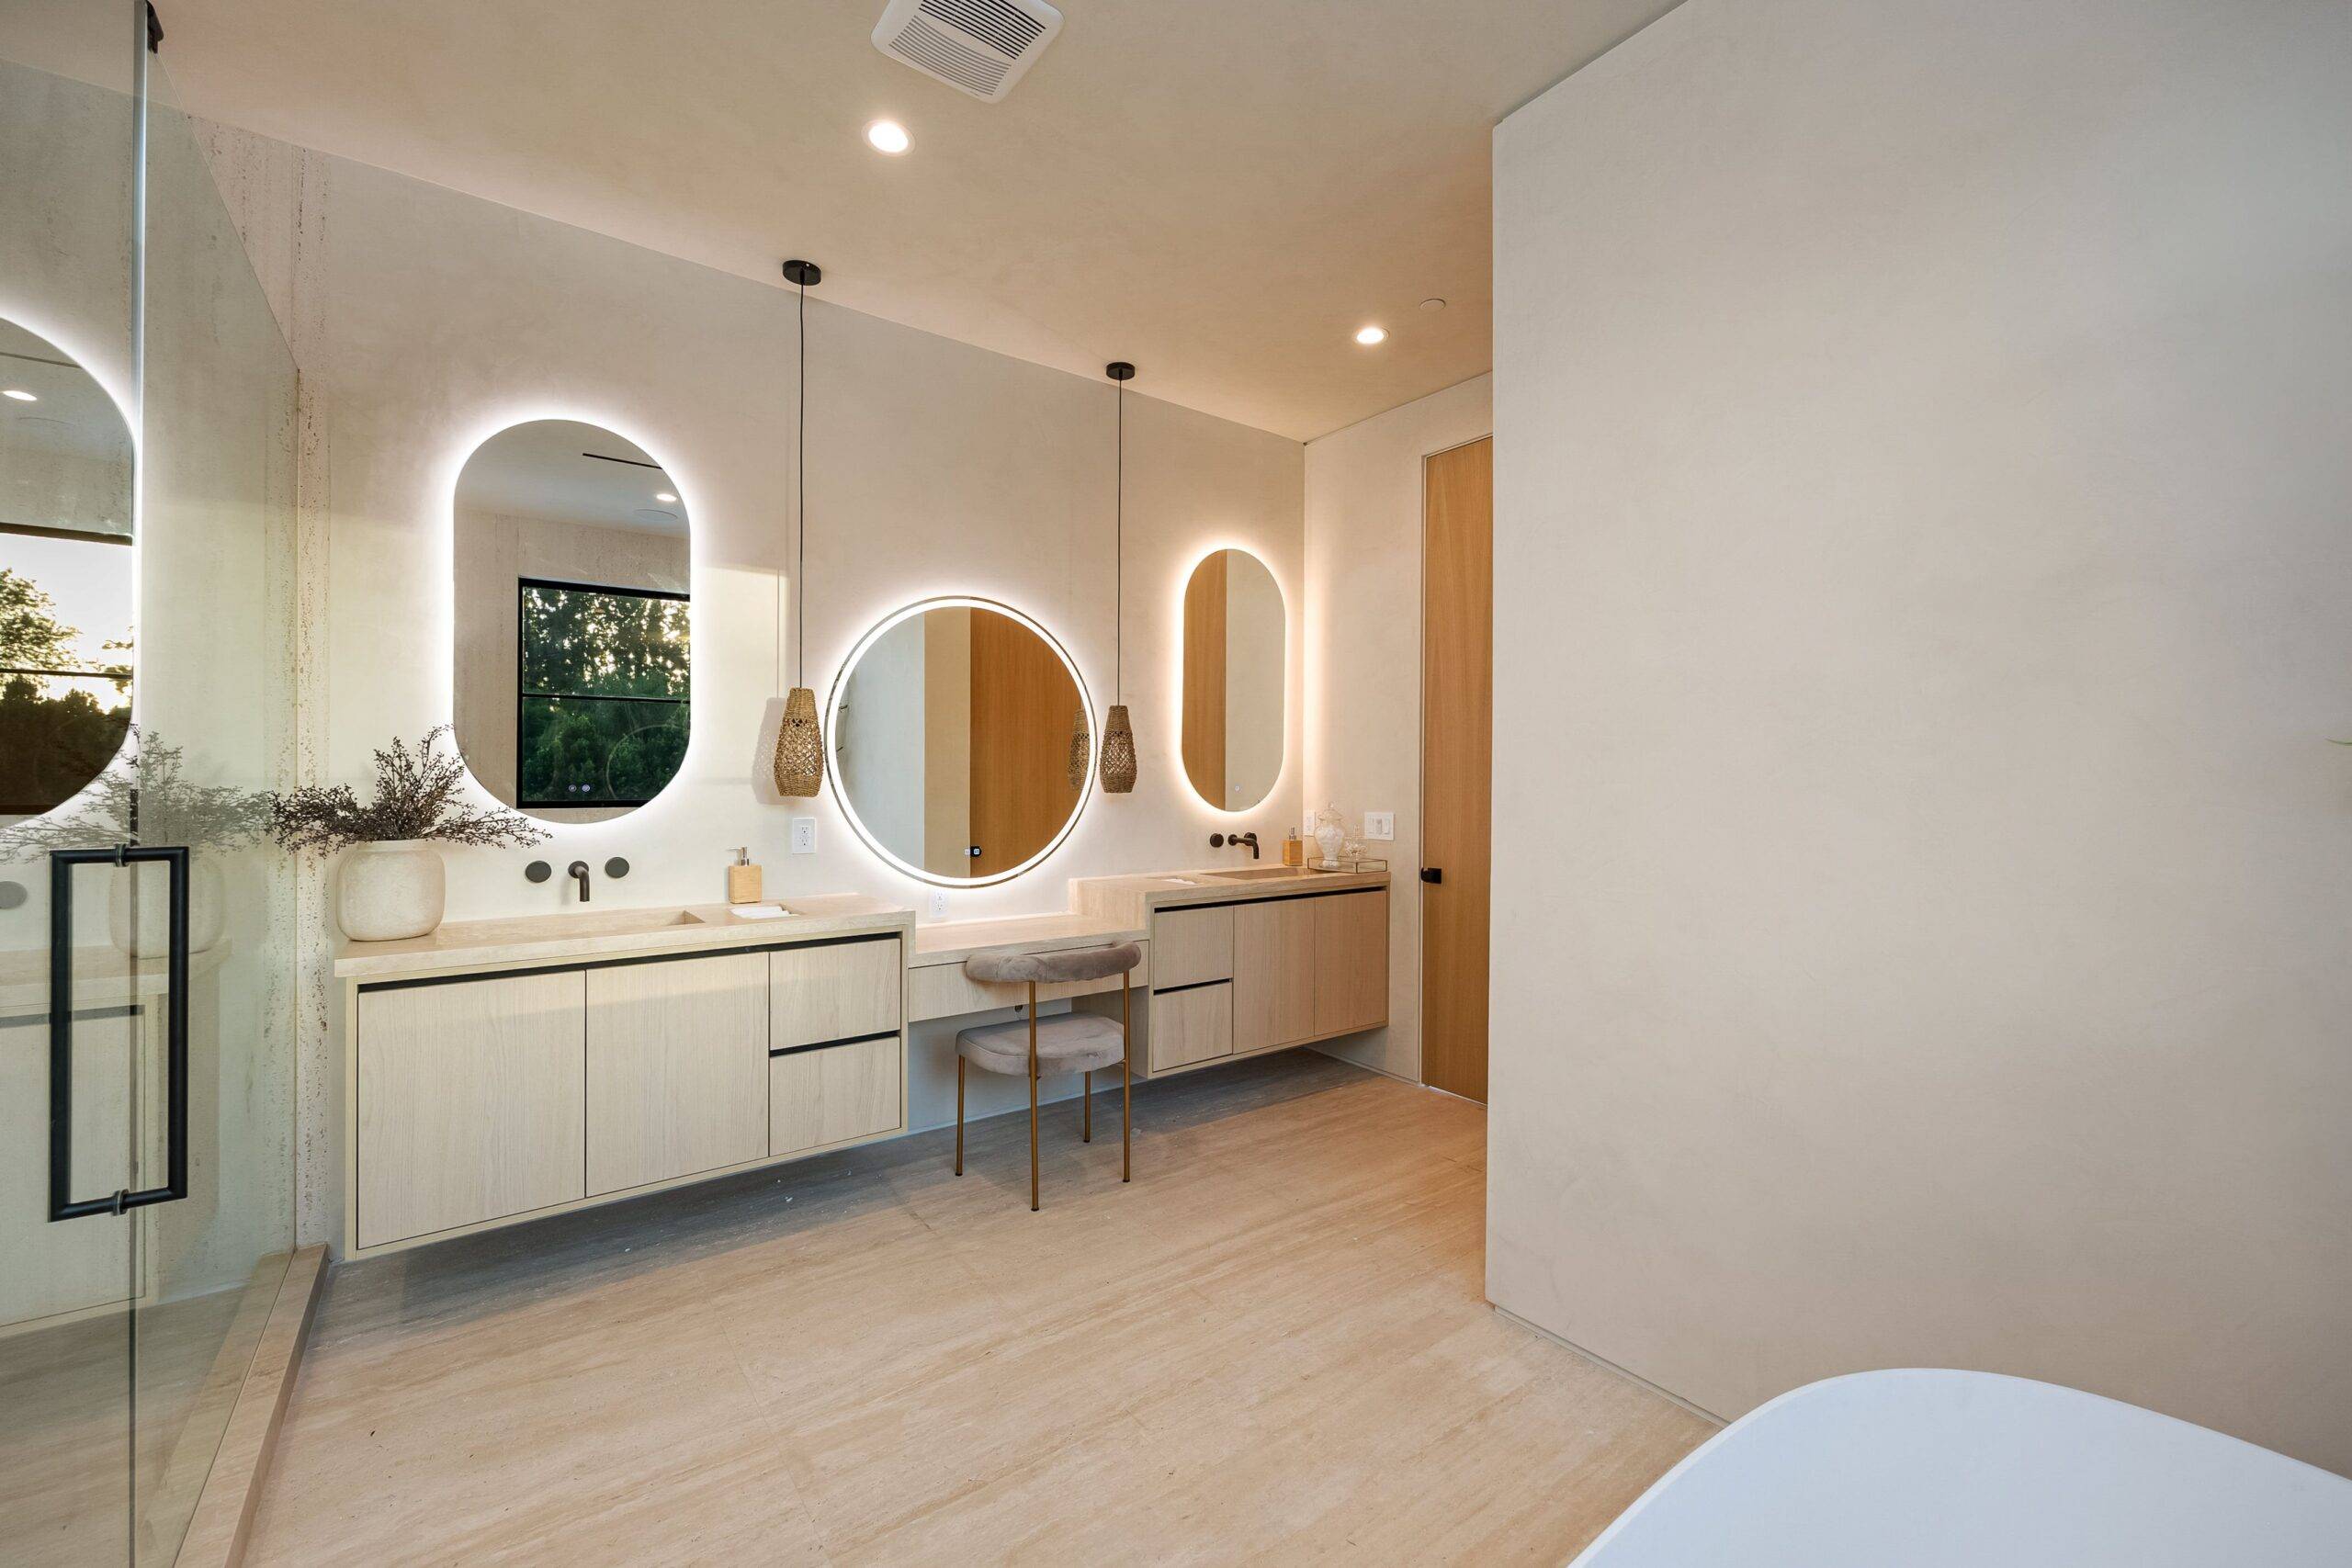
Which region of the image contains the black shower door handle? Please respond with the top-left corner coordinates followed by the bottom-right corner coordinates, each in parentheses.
top-left (50, 844), bottom-right (190, 1222)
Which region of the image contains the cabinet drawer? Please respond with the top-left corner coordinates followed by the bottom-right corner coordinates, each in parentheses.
top-left (770, 936), bottom-right (901, 1050)
top-left (770, 1035), bottom-right (902, 1156)
top-left (356, 970), bottom-right (585, 1250)
top-left (585, 952), bottom-right (768, 1196)
top-left (1153, 906), bottom-right (1233, 989)
top-left (1149, 982), bottom-right (1234, 1073)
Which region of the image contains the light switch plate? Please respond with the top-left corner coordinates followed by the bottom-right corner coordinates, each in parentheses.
top-left (928, 889), bottom-right (949, 920)
top-left (1364, 811), bottom-right (1395, 841)
top-left (789, 817), bottom-right (817, 854)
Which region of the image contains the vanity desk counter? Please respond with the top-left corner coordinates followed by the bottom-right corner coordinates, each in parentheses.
top-left (907, 911), bottom-right (1149, 1022)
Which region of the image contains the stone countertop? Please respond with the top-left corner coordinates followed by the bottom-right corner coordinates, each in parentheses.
top-left (331, 893), bottom-right (912, 981)
top-left (1069, 866), bottom-right (1390, 929)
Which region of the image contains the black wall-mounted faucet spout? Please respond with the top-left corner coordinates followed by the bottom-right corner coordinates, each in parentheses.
top-left (1210, 831), bottom-right (1262, 861)
top-left (568, 860), bottom-right (592, 902)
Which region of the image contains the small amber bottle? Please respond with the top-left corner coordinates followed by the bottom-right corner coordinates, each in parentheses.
top-left (1282, 830), bottom-right (1305, 867)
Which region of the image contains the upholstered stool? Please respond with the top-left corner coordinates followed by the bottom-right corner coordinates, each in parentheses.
top-left (956, 942), bottom-right (1142, 1211)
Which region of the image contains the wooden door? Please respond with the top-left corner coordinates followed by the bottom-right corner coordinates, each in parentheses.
top-left (1421, 436), bottom-right (1492, 1101)
top-left (1312, 890), bottom-right (1390, 1038)
top-left (585, 953), bottom-right (769, 1195)
top-left (1232, 897), bottom-right (1316, 1054)
top-left (968, 607), bottom-right (1081, 876)
top-left (356, 970), bottom-right (586, 1249)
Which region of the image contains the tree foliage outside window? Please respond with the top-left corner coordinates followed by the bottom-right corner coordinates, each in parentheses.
top-left (1, 563), bottom-right (132, 818)
top-left (517, 579), bottom-right (689, 807)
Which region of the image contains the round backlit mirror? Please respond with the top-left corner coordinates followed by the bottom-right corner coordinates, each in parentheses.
top-left (1181, 548), bottom-right (1284, 811)
top-left (830, 597), bottom-right (1090, 886)
top-left (452, 419), bottom-right (690, 819)
top-left (0, 318), bottom-right (134, 827)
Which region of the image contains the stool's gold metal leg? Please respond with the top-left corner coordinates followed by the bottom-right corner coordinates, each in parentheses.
top-left (1028, 981), bottom-right (1040, 1213)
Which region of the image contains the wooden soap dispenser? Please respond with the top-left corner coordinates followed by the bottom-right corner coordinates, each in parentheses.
top-left (727, 846), bottom-right (763, 905)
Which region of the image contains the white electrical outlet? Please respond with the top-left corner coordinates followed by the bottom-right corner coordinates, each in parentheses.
top-left (790, 817), bottom-right (817, 854)
top-left (928, 889), bottom-right (948, 920)
top-left (1364, 810), bottom-right (1395, 841)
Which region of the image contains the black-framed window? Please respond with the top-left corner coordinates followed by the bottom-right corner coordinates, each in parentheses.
top-left (516, 577), bottom-right (689, 808)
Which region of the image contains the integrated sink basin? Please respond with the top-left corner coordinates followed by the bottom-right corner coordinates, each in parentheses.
top-left (519, 908), bottom-right (712, 938)
top-left (1204, 867), bottom-right (1327, 882)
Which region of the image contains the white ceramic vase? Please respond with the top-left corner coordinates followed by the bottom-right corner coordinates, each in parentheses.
top-left (107, 857), bottom-right (227, 959)
top-left (338, 839), bottom-right (446, 942)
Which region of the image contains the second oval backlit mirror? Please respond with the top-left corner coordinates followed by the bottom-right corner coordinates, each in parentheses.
top-left (1182, 549), bottom-right (1284, 811)
top-left (831, 599), bottom-right (1088, 886)
top-left (452, 419), bottom-right (690, 819)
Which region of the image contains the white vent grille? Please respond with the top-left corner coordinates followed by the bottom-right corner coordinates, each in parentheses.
top-left (872, 0), bottom-right (1062, 103)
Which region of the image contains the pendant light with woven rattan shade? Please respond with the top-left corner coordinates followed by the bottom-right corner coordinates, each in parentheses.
top-left (1099, 362), bottom-right (1138, 793)
top-left (773, 259), bottom-right (825, 797)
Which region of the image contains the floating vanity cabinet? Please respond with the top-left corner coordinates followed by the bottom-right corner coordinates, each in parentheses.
top-left (585, 953), bottom-right (769, 1196)
top-left (1094, 874), bottom-right (1390, 1082)
top-left (1312, 891), bottom-right (1389, 1038)
top-left (336, 899), bottom-right (911, 1258)
top-left (355, 969), bottom-right (587, 1252)
top-left (1233, 897), bottom-right (1317, 1054)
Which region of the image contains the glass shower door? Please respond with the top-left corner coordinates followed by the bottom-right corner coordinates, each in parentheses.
top-left (2, 4), bottom-right (146, 1562)
top-left (3, 2), bottom-right (300, 1562)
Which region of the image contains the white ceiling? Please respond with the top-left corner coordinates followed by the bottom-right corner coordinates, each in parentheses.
top-left (153, 0), bottom-right (1679, 441)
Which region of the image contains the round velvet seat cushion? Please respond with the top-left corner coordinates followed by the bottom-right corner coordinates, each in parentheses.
top-left (955, 1013), bottom-right (1128, 1077)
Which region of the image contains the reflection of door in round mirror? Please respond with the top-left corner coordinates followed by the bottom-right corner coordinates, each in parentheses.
top-left (0, 318), bottom-right (134, 827)
top-left (831, 599), bottom-right (1089, 886)
top-left (452, 420), bottom-right (690, 818)
top-left (1181, 548), bottom-right (1284, 812)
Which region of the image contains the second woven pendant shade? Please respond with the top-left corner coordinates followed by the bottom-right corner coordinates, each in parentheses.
top-left (1099, 704), bottom-right (1136, 794)
top-left (775, 685), bottom-right (824, 796)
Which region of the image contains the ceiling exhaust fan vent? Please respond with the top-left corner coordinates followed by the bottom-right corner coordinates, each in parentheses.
top-left (872, 0), bottom-right (1063, 103)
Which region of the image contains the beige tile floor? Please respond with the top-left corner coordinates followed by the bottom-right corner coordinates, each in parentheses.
top-left (246, 1051), bottom-right (1711, 1566)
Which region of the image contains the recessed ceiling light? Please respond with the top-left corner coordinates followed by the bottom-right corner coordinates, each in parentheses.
top-left (1354, 325), bottom-right (1387, 346)
top-left (865, 119), bottom-right (910, 155)
top-left (655, 491), bottom-right (678, 503)
top-left (2, 389), bottom-right (34, 401)
top-left (1419, 298), bottom-right (1447, 311)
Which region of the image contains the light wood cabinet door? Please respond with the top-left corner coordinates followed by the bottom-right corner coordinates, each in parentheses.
top-left (1153, 906), bottom-right (1233, 989)
top-left (771, 937), bottom-right (901, 1051)
top-left (356, 970), bottom-right (586, 1250)
top-left (770, 1036), bottom-right (902, 1156)
top-left (1232, 897), bottom-right (1316, 1055)
top-left (1312, 891), bottom-right (1389, 1039)
top-left (1149, 982), bottom-right (1234, 1073)
top-left (585, 953), bottom-right (769, 1196)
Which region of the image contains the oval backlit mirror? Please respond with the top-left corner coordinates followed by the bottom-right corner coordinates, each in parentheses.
top-left (0, 318), bottom-right (134, 827)
top-left (452, 420), bottom-right (690, 819)
top-left (830, 598), bottom-right (1090, 886)
top-left (1181, 548), bottom-right (1284, 811)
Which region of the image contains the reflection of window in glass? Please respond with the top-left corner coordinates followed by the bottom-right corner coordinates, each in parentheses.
top-left (1, 533), bottom-right (133, 819)
top-left (516, 579), bottom-right (689, 808)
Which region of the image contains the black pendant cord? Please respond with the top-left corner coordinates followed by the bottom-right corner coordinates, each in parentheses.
top-left (796, 276), bottom-right (807, 692)
top-left (1114, 378), bottom-right (1124, 705)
